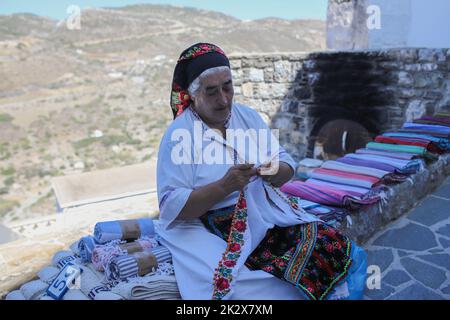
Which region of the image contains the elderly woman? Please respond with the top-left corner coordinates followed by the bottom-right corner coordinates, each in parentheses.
top-left (156, 43), bottom-right (367, 300)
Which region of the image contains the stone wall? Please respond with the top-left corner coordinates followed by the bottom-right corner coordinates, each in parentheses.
top-left (229, 48), bottom-right (450, 161)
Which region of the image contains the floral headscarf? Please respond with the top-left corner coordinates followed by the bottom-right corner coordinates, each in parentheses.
top-left (170, 43), bottom-right (230, 119)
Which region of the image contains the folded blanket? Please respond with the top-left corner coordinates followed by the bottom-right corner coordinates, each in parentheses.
top-left (78, 236), bottom-right (99, 263)
top-left (344, 153), bottom-right (423, 174)
top-left (78, 264), bottom-right (109, 300)
top-left (291, 196), bottom-right (349, 225)
top-left (367, 141), bottom-right (431, 157)
top-left (37, 266), bottom-right (60, 284)
top-left (5, 290), bottom-right (26, 300)
top-left (306, 178), bottom-right (371, 197)
top-left (52, 250), bottom-right (79, 269)
top-left (355, 148), bottom-right (420, 160)
top-left (20, 280), bottom-right (48, 300)
top-left (39, 295), bottom-right (56, 300)
top-left (396, 128), bottom-right (450, 139)
top-left (307, 168), bottom-right (381, 189)
top-left (403, 122), bottom-right (450, 134)
top-left (111, 263), bottom-right (181, 300)
top-left (92, 237), bottom-right (160, 272)
top-left (113, 275), bottom-right (181, 300)
top-left (413, 115), bottom-right (450, 127)
top-left (435, 112), bottom-right (450, 120)
top-left (321, 160), bottom-right (406, 183)
top-left (374, 136), bottom-right (445, 154)
top-left (337, 156), bottom-right (412, 175)
top-left (106, 246), bottom-right (172, 282)
top-left (94, 218), bottom-right (155, 244)
top-left (280, 180), bottom-right (380, 210)
top-left (382, 132), bottom-right (449, 149)
top-left (76, 263), bottom-right (124, 300)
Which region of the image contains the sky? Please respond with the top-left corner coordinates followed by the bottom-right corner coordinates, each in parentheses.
top-left (0, 0), bottom-right (328, 21)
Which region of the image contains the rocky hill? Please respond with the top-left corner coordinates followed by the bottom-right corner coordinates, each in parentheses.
top-left (0, 4), bottom-right (325, 223)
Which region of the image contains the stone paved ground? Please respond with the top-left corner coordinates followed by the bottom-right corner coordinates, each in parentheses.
top-left (363, 176), bottom-right (450, 300)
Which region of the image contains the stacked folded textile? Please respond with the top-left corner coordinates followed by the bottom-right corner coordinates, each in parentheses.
top-left (413, 115), bottom-right (450, 127)
top-left (292, 197), bottom-right (349, 225)
top-left (344, 153), bottom-right (424, 175)
top-left (94, 218), bottom-right (155, 244)
top-left (280, 180), bottom-right (381, 210)
top-left (374, 135), bottom-right (446, 154)
top-left (321, 160), bottom-right (406, 184)
top-left (403, 122), bottom-right (450, 135)
top-left (111, 263), bottom-right (181, 300)
top-left (307, 168), bottom-right (382, 189)
top-left (355, 148), bottom-right (420, 160)
top-left (366, 142), bottom-right (434, 159)
top-left (382, 132), bottom-right (449, 150)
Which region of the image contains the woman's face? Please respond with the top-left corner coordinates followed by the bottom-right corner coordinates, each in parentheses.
top-left (192, 68), bottom-right (234, 127)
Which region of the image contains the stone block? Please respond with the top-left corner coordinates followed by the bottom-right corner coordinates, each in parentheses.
top-left (398, 71), bottom-right (413, 86)
top-left (273, 60), bottom-right (293, 83)
top-left (400, 257), bottom-right (446, 289)
top-left (373, 222), bottom-right (438, 251)
top-left (241, 82), bottom-right (254, 97)
top-left (244, 68), bottom-right (265, 82)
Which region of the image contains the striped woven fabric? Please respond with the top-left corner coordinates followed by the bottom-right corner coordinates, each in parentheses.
top-left (78, 236), bottom-right (99, 263)
top-left (355, 148), bottom-right (419, 160)
top-left (306, 178), bottom-right (370, 197)
top-left (367, 142), bottom-right (429, 156)
top-left (382, 132), bottom-right (449, 149)
top-left (321, 160), bottom-right (406, 183)
top-left (94, 218), bottom-right (155, 244)
top-left (396, 128), bottom-right (450, 139)
top-left (280, 180), bottom-right (380, 210)
top-left (374, 136), bottom-right (445, 154)
top-left (106, 246), bottom-right (172, 282)
top-left (344, 153), bottom-right (423, 174)
top-left (403, 122), bottom-right (450, 135)
top-left (336, 156), bottom-right (413, 178)
top-left (307, 168), bottom-right (381, 189)
top-left (413, 116), bottom-right (450, 127)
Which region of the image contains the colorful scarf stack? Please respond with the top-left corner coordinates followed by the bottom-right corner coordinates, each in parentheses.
top-left (280, 180), bottom-right (381, 211)
top-left (321, 160), bottom-right (406, 184)
top-left (413, 115), bottom-right (450, 127)
top-left (366, 142), bottom-right (432, 158)
top-left (307, 168), bottom-right (382, 189)
top-left (374, 135), bottom-right (446, 154)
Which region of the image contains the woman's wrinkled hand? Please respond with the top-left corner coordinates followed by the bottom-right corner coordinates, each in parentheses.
top-left (219, 163), bottom-right (258, 193)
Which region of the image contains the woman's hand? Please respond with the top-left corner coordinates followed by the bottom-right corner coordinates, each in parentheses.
top-left (257, 161), bottom-right (294, 187)
top-left (219, 163), bottom-right (258, 193)
top-left (256, 161), bottom-right (279, 183)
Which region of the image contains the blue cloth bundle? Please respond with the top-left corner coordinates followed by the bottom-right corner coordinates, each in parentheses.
top-left (94, 218), bottom-right (155, 244)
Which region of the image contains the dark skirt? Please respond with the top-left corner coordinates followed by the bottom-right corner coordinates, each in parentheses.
top-left (200, 205), bottom-right (353, 300)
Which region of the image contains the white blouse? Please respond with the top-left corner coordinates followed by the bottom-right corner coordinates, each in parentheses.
top-left (156, 102), bottom-right (297, 230)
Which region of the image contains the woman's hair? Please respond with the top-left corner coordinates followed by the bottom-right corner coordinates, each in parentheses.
top-left (188, 66), bottom-right (231, 99)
